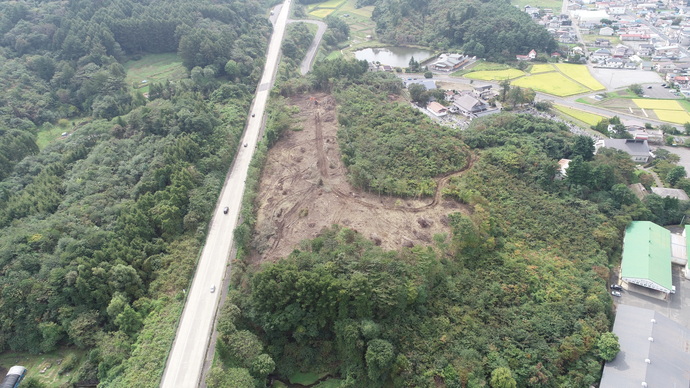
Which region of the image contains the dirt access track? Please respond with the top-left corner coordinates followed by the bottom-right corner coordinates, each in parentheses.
top-left (252, 93), bottom-right (471, 262)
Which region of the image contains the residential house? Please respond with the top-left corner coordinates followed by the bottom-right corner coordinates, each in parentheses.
top-left (641, 61), bottom-right (654, 70)
top-left (651, 187), bottom-right (690, 200)
top-left (672, 75), bottom-right (690, 88)
top-left (612, 44), bottom-right (634, 58)
top-left (430, 54), bottom-right (470, 72)
top-left (444, 90), bottom-right (456, 102)
top-left (453, 95), bottom-right (488, 117)
top-left (609, 5), bottom-right (626, 14)
top-left (604, 57), bottom-right (625, 67)
top-left (516, 49), bottom-right (537, 61)
top-left (595, 38), bottom-right (612, 47)
top-left (637, 43), bottom-right (655, 56)
top-left (624, 61), bottom-right (638, 69)
top-left (655, 61), bottom-right (677, 73)
top-left (404, 79), bottom-right (437, 90)
top-left (473, 84), bottom-right (493, 99)
top-left (592, 48), bottom-right (612, 61)
top-left (600, 26), bottom-right (615, 35)
top-left (620, 33), bottom-right (651, 41)
top-left (426, 101), bottom-right (448, 117)
top-left (595, 138), bottom-right (652, 163)
top-left (524, 5), bottom-right (541, 17)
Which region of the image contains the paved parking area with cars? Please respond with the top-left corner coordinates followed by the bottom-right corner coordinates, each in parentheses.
top-left (613, 265), bottom-right (690, 328)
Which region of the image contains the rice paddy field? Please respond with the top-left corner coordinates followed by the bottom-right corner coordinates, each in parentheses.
top-left (632, 99), bottom-right (690, 123)
top-left (554, 104), bottom-right (606, 125)
top-left (465, 69), bottom-right (525, 81)
top-left (530, 64), bottom-right (555, 73)
top-left (512, 72), bottom-right (590, 96)
top-left (307, 0), bottom-right (375, 52)
top-left (555, 63), bottom-right (605, 90)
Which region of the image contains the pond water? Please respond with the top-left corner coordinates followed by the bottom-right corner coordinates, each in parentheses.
top-left (354, 47), bottom-right (434, 68)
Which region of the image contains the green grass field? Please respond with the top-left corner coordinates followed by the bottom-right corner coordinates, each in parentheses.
top-left (314, 379), bottom-right (344, 388)
top-left (124, 53), bottom-right (187, 94)
top-left (554, 104), bottom-right (605, 125)
top-left (465, 69), bottom-right (525, 81)
top-left (289, 371), bottom-right (329, 385)
top-left (554, 63), bottom-right (605, 91)
top-left (512, 72), bottom-right (589, 96)
top-left (0, 350), bottom-right (84, 388)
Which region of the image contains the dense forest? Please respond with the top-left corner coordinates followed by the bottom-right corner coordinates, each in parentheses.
top-left (0, 0), bottom-right (271, 386)
top-left (218, 60), bottom-right (690, 387)
top-left (368, 0), bottom-right (557, 60)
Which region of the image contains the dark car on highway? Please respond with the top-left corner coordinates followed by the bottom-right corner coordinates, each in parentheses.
top-left (610, 284), bottom-right (623, 291)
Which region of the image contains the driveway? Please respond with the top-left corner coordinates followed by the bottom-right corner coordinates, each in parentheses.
top-left (614, 265), bottom-right (690, 329)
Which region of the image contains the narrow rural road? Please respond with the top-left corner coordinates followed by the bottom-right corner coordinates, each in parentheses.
top-left (286, 19), bottom-right (327, 75)
top-left (159, 1), bottom-right (293, 387)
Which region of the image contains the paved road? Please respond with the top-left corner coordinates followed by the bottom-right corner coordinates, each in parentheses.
top-left (288, 19), bottom-right (327, 75)
top-left (159, 1), bottom-right (293, 387)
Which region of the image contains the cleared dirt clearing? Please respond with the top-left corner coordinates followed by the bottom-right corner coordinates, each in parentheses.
top-left (251, 93), bottom-right (471, 262)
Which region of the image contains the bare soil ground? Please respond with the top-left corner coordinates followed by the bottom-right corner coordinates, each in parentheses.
top-left (251, 93), bottom-right (471, 263)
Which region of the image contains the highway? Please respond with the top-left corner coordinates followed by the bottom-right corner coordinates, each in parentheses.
top-left (159, 1), bottom-right (293, 387)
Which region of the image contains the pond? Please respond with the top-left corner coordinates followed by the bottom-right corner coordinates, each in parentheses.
top-left (354, 47), bottom-right (434, 68)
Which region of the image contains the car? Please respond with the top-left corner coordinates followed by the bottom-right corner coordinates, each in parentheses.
top-left (661, 83), bottom-right (667, 87)
top-left (610, 284), bottom-right (623, 291)
top-left (647, 85), bottom-right (653, 89)
top-left (251, 113), bottom-right (255, 117)
top-left (210, 285), bottom-right (216, 293)
top-left (671, 285), bottom-right (676, 294)
top-left (611, 291), bottom-right (621, 297)
top-left (223, 207), bottom-right (229, 214)
top-left (243, 143), bottom-right (248, 147)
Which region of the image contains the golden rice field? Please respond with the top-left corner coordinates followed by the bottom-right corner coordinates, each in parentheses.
top-left (632, 99), bottom-right (684, 110)
top-left (512, 72), bottom-right (590, 96)
top-left (632, 99), bottom-right (690, 124)
top-left (554, 104), bottom-right (605, 126)
top-left (555, 63), bottom-right (605, 91)
top-left (464, 69), bottom-right (525, 81)
top-left (530, 64), bottom-right (555, 74)
top-left (309, 8), bottom-right (335, 17)
top-left (655, 110), bottom-right (690, 124)
top-left (308, 0), bottom-right (346, 9)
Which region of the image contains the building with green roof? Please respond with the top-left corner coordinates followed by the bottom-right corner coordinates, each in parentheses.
top-left (621, 221), bottom-right (673, 293)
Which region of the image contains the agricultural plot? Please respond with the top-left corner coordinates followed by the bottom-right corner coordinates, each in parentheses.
top-left (633, 99), bottom-right (684, 110)
top-left (530, 64), bottom-right (555, 73)
top-left (308, 0), bottom-right (347, 18)
top-left (554, 104), bottom-right (605, 126)
top-left (512, 72), bottom-right (590, 96)
top-left (632, 99), bottom-right (690, 124)
top-left (124, 53), bottom-right (186, 94)
top-left (309, 8), bottom-right (335, 17)
top-left (655, 110), bottom-right (690, 124)
top-left (464, 69), bottom-right (525, 81)
top-left (555, 64), bottom-right (605, 91)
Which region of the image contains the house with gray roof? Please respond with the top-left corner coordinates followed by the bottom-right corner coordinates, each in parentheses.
top-left (595, 139), bottom-right (652, 163)
top-left (600, 304), bottom-right (690, 388)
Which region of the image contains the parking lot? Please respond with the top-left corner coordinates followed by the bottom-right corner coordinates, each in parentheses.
top-left (613, 265), bottom-right (690, 328)
top-left (640, 84), bottom-right (682, 99)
